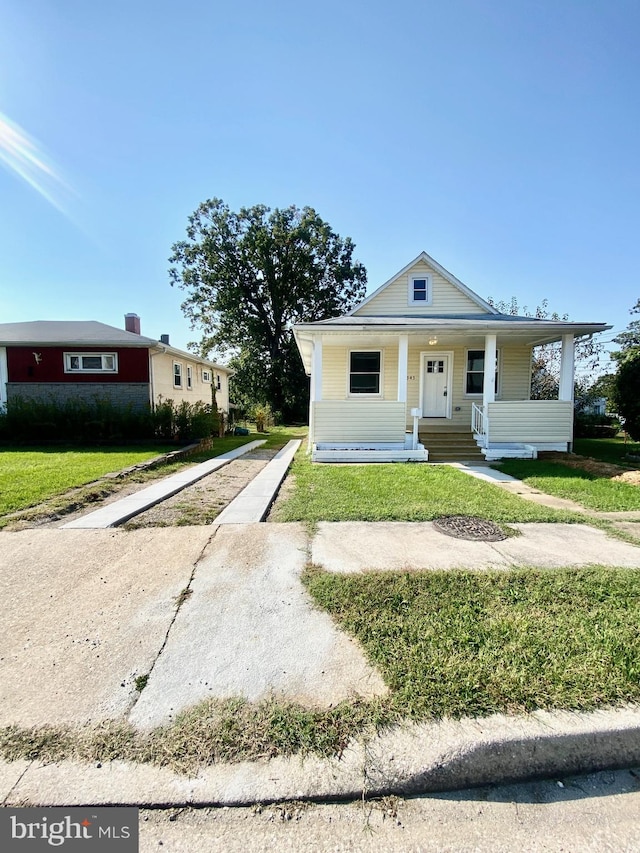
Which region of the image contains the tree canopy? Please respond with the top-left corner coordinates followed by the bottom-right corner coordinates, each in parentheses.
top-left (169, 199), bottom-right (367, 421)
top-left (612, 299), bottom-right (640, 439)
top-left (487, 297), bottom-right (604, 400)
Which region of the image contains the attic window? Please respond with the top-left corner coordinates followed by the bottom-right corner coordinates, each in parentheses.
top-left (409, 274), bottom-right (432, 305)
top-left (64, 353), bottom-right (118, 373)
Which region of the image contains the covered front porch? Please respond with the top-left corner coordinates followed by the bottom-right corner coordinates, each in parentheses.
top-left (298, 324), bottom-right (582, 463)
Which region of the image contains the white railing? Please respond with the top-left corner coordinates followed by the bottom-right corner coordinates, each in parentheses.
top-left (471, 403), bottom-right (487, 442)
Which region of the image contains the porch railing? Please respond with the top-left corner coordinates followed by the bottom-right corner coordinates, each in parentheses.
top-left (471, 403), bottom-right (487, 444)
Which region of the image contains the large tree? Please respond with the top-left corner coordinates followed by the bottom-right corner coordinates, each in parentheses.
top-left (612, 299), bottom-right (640, 439)
top-left (169, 199), bottom-right (367, 421)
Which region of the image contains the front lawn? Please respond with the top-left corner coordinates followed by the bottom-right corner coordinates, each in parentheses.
top-left (497, 460), bottom-right (640, 512)
top-left (272, 455), bottom-right (580, 523)
top-left (574, 436), bottom-right (640, 466)
top-left (304, 566), bottom-right (640, 718)
top-left (0, 446), bottom-right (177, 517)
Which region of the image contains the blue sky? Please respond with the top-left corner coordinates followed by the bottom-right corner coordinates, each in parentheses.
top-left (1, 0), bottom-right (638, 373)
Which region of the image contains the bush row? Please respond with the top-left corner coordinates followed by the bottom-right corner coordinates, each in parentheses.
top-left (0, 397), bottom-right (219, 444)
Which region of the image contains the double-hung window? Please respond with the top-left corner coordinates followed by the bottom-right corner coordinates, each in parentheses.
top-left (349, 351), bottom-right (381, 395)
top-left (187, 366), bottom-right (193, 390)
top-left (173, 362), bottom-right (183, 388)
top-left (409, 274), bottom-right (432, 305)
top-left (202, 369), bottom-right (211, 383)
top-left (466, 350), bottom-right (499, 395)
top-left (64, 352), bottom-right (117, 373)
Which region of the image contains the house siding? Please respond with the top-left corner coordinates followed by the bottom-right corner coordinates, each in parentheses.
top-left (6, 346), bottom-right (150, 383)
top-left (487, 401), bottom-right (573, 442)
top-left (353, 260), bottom-right (488, 317)
top-left (320, 342), bottom-right (534, 432)
top-left (150, 350), bottom-right (230, 411)
top-left (312, 400), bottom-right (406, 443)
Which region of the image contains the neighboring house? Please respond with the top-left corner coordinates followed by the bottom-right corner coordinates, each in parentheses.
top-left (293, 252), bottom-right (611, 462)
top-left (0, 314), bottom-right (231, 414)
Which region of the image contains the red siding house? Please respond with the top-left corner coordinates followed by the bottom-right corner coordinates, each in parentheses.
top-left (0, 315), bottom-right (232, 413)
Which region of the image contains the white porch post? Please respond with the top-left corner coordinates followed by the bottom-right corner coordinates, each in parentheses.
top-left (308, 337), bottom-right (323, 450)
top-left (397, 335), bottom-right (408, 402)
top-left (483, 334), bottom-right (497, 408)
top-left (559, 334), bottom-right (575, 402)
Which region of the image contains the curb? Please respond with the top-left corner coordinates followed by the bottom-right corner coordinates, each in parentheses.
top-left (3, 707), bottom-right (639, 807)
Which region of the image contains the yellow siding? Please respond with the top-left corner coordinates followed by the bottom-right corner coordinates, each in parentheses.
top-left (353, 260), bottom-right (489, 317)
top-left (487, 401), bottom-right (573, 442)
top-left (500, 346), bottom-right (532, 400)
top-left (151, 351), bottom-right (230, 411)
top-left (321, 345), bottom-right (398, 401)
top-left (313, 401), bottom-right (406, 442)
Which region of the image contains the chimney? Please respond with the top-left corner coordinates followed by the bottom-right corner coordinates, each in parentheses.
top-left (160, 334), bottom-right (170, 345)
top-left (125, 313), bottom-right (141, 335)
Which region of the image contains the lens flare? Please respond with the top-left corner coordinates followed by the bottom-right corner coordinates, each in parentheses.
top-left (0, 110), bottom-right (74, 214)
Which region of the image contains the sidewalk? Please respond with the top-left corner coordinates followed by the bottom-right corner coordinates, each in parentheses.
top-left (1, 520), bottom-right (639, 806)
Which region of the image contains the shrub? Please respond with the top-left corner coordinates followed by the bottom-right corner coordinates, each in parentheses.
top-left (574, 413), bottom-right (619, 439)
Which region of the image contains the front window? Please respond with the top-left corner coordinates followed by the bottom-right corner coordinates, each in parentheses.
top-left (466, 350), bottom-right (499, 395)
top-left (64, 352), bottom-right (117, 373)
top-left (349, 351), bottom-right (381, 395)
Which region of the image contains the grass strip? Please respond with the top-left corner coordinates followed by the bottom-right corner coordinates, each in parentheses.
top-left (574, 437), bottom-right (640, 466)
top-left (303, 565), bottom-right (640, 719)
top-left (272, 455), bottom-right (581, 523)
top-left (497, 460), bottom-right (640, 512)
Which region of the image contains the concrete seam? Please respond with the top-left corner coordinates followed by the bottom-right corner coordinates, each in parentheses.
top-left (127, 528), bottom-right (220, 713)
top-left (2, 760), bottom-right (34, 806)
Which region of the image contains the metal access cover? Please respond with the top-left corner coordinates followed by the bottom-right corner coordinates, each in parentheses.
top-left (433, 515), bottom-right (507, 542)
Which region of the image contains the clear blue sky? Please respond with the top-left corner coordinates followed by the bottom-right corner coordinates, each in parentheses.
top-left (1, 0), bottom-right (638, 373)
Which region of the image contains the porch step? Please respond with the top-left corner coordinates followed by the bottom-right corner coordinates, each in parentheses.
top-left (419, 432), bottom-right (484, 463)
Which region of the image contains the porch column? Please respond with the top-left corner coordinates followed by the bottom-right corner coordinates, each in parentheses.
top-left (397, 335), bottom-right (408, 402)
top-left (483, 333), bottom-right (497, 408)
top-left (559, 334), bottom-right (575, 402)
top-left (308, 337), bottom-right (323, 450)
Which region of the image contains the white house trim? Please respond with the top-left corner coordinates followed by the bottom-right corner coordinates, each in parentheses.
top-left (397, 335), bottom-right (408, 402)
top-left (0, 347), bottom-right (7, 409)
top-left (483, 334), bottom-right (497, 408)
top-left (559, 334), bottom-right (575, 402)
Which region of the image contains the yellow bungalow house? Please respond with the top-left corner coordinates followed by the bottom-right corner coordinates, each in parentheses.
top-left (293, 252), bottom-right (611, 463)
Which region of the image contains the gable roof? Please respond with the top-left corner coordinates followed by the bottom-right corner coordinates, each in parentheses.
top-left (350, 251), bottom-right (499, 316)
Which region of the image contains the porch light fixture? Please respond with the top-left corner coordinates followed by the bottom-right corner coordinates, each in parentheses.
top-left (428, 336), bottom-right (438, 345)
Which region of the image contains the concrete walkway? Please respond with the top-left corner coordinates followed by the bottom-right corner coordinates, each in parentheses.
top-left (215, 439), bottom-right (301, 524)
top-left (62, 440), bottom-right (266, 529)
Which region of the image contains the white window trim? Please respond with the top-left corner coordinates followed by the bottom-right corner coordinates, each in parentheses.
top-left (408, 274), bottom-right (433, 306)
top-left (464, 348), bottom-right (501, 397)
top-left (187, 365), bottom-right (193, 390)
top-left (173, 361), bottom-right (183, 389)
top-left (202, 369), bottom-right (212, 383)
top-left (347, 349), bottom-right (383, 397)
top-left (215, 373), bottom-right (222, 391)
top-left (64, 352), bottom-right (118, 373)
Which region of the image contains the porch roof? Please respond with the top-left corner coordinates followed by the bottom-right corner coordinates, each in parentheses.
top-left (293, 315), bottom-right (611, 373)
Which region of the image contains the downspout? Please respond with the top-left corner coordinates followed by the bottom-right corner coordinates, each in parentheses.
top-left (149, 345), bottom-right (167, 407)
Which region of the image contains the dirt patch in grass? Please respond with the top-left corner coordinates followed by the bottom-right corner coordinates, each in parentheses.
top-left (540, 452), bottom-right (640, 484)
top-left (125, 449), bottom-right (278, 528)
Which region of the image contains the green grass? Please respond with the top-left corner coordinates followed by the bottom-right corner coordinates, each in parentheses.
top-left (304, 565), bottom-right (640, 719)
top-left (574, 437), bottom-right (640, 466)
top-left (0, 445), bottom-right (176, 516)
top-left (497, 460), bottom-right (640, 512)
top-left (272, 455), bottom-right (581, 523)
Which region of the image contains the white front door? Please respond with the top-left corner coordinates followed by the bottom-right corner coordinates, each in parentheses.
top-left (423, 355), bottom-right (449, 418)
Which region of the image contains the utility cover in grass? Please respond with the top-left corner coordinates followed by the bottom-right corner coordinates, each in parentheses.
top-left (433, 515), bottom-right (507, 541)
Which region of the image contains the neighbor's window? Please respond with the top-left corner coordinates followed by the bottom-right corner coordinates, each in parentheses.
top-left (349, 351), bottom-right (381, 395)
top-left (409, 274), bottom-right (432, 305)
top-left (466, 350), bottom-right (499, 395)
top-left (216, 374), bottom-right (221, 391)
top-left (187, 365), bottom-right (193, 390)
top-left (173, 362), bottom-right (183, 388)
top-left (202, 369), bottom-right (211, 383)
top-left (64, 352), bottom-right (117, 373)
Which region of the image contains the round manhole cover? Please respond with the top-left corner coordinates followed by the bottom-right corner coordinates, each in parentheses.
top-left (433, 515), bottom-right (507, 542)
